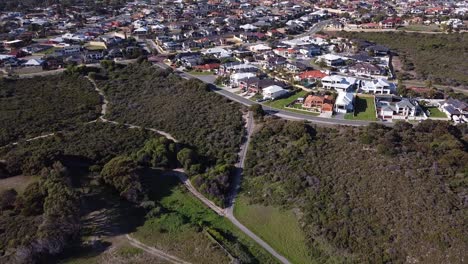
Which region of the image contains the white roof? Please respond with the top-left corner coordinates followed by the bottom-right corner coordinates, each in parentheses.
top-left (249, 44), bottom-right (271, 52)
top-left (203, 47), bottom-right (232, 56)
top-left (24, 59), bottom-right (44, 66)
top-left (240, 24), bottom-right (258, 30)
top-left (231, 72), bottom-right (256, 81)
top-left (263, 85), bottom-right (286, 93)
top-left (133, 27), bottom-right (148, 32)
top-left (319, 54), bottom-right (345, 61)
top-left (0, 55), bottom-right (15, 60)
top-left (336, 91), bottom-right (354, 105)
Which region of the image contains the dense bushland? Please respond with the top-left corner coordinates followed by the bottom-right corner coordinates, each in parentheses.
top-left (97, 63), bottom-right (245, 204)
top-left (243, 118), bottom-right (467, 263)
top-left (0, 75), bottom-right (101, 146)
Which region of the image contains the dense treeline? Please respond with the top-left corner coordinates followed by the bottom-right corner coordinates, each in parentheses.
top-left (0, 122), bottom-right (155, 177)
top-left (0, 122), bottom-right (177, 263)
top-left (243, 118), bottom-right (467, 263)
top-left (0, 163), bottom-right (80, 264)
top-left (338, 31), bottom-right (468, 87)
top-left (97, 63), bottom-right (245, 204)
top-left (0, 0), bottom-right (127, 11)
top-left (0, 74), bottom-right (101, 146)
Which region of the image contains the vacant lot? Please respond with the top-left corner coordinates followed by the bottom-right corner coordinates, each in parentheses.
top-left (234, 196), bottom-right (315, 264)
top-left (344, 95), bottom-right (377, 121)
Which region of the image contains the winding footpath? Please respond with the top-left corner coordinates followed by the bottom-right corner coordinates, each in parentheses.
top-left (86, 77), bottom-right (291, 263)
top-left (126, 235), bottom-right (191, 264)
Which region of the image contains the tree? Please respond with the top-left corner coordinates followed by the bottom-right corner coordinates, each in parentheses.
top-left (0, 189), bottom-right (17, 210)
top-left (101, 156), bottom-right (142, 203)
top-left (249, 104), bottom-right (265, 120)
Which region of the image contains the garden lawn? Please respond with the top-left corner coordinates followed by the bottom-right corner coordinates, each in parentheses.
top-left (234, 196), bottom-right (315, 264)
top-left (344, 95), bottom-right (377, 121)
top-left (425, 106), bottom-right (447, 118)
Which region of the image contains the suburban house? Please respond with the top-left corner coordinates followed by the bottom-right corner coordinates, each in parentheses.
top-left (360, 79), bottom-right (396, 94)
top-left (262, 85), bottom-right (288, 99)
top-left (230, 72), bottom-right (257, 87)
top-left (334, 91), bottom-right (354, 113)
top-left (302, 95), bottom-right (334, 113)
top-left (322, 75), bottom-right (357, 92)
top-left (203, 47), bottom-right (232, 58)
top-left (284, 61), bottom-right (310, 73)
top-left (218, 62), bottom-right (258, 76)
top-left (316, 54), bottom-right (346, 67)
top-left (243, 78), bottom-right (285, 94)
top-left (295, 70), bottom-right (328, 86)
top-left (349, 62), bottom-right (385, 77)
top-left (376, 96), bottom-right (422, 120)
top-left (438, 99), bottom-right (468, 122)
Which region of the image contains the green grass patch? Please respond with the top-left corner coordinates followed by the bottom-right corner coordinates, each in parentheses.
top-left (234, 196), bottom-right (316, 264)
top-left (116, 245), bottom-right (143, 258)
top-left (398, 24), bottom-right (441, 32)
top-left (265, 90), bottom-right (308, 109)
top-left (264, 90), bottom-right (319, 116)
top-left (187, 70), bottom-right (215, 76)
top-left (424, 106), bottom-right (447, 118)
top-left (344, 95), bottom-right (377, 121)
top-left (84, 45), bottom-right (106, 51)
top-left (134, 170), bottom-right (278, 264)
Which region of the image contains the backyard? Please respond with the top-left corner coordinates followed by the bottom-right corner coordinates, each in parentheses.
top-left (423, 106), bottom-right (447, 118)
top-left (264, 90), bottom-right (320, 116)
top-left (234, 196), bottom-right (316, 264)
top-left (344, 95), bottom-right (377, 121)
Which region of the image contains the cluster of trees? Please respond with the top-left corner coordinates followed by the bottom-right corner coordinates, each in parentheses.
top-left (243, 118), bottom-right (467, 263)
top-left (97, 63), bottom-right (245, 204)
top-left (339, 31), bottom-right (468, 87)
top-left (0, 163), bottom-right (80, 264)
top-left (0, 122), bottom-right (155, 177)
top-left (0, 75), bottom-right (101, 146)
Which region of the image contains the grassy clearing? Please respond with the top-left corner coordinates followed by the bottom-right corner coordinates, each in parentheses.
top-left (344, 95), bottom-right (377, 121)
top-left (398, 24), bottom-right (441, 32)
top-left (134, 169), bottom-right (278, 264)
top-left (234, 196), bottom-right (315, 264)
top-left (60, 240), bottom-right (166, 264)
top-left (0, 175), bottom-right (38, 193)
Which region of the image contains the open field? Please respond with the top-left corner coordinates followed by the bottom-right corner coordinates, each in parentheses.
top-left (0, 175), bottom-right (38, 193)
top-left (234, 196), bottom-right (316, 264)
top-left (345, 95), bottom-right (377, 121)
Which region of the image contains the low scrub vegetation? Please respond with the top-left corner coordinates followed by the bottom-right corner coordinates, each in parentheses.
top-left (0, 74), bottom-right (101, 146)
top-left (97, 63), bottom-right (245, 204)
top-left (243, 118), bottom-right (467, 263)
